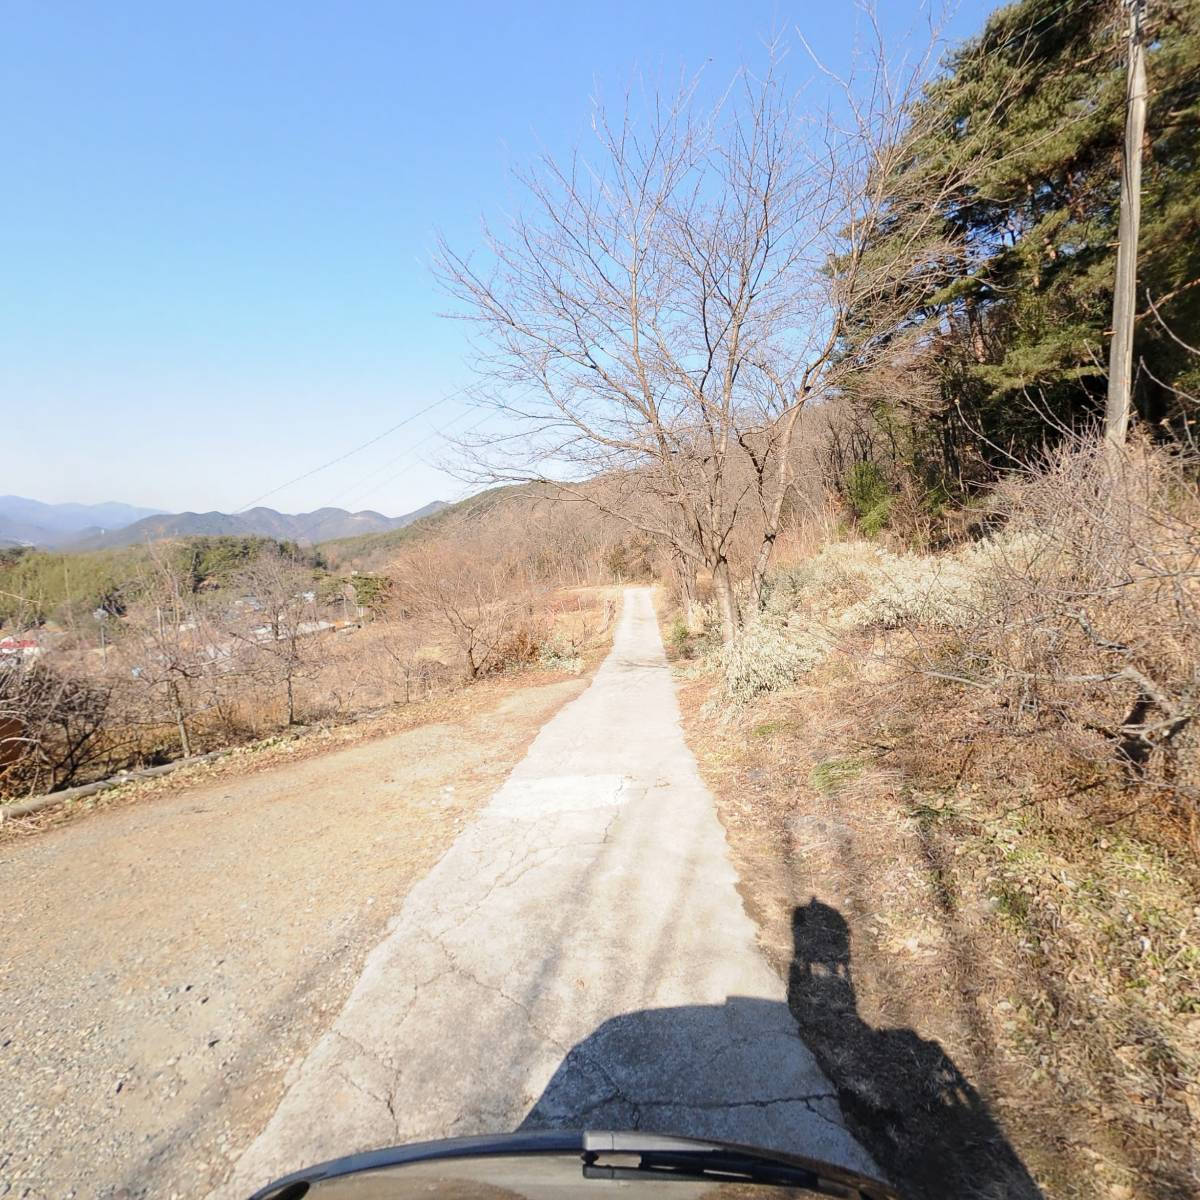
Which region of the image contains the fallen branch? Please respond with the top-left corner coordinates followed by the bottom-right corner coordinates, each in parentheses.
top-left (0, 749), bottom-right (231, 823)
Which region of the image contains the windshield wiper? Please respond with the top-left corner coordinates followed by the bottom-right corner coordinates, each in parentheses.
top-left (580, 1132), bottom-right (868, 1196)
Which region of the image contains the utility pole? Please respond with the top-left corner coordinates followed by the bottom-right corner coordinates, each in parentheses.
top-left (1105, 0), bottom-right (1148, 450)
top-left (93, 607), bottom-right (108, 670)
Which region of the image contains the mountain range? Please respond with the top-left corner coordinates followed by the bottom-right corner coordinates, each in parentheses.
top-left (0, 496), bottom-right (448, 550)
top-left (0, 496), bottom-right (166, 548)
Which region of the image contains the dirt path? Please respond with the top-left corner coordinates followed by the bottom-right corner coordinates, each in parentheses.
top-left (0, 677), bottom-right (586, 1200)
top-left (219, 588), bottom-right (874, 1198)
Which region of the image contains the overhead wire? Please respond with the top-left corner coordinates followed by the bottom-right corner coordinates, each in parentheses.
top-left (329, 381), bottom-right (544, 511)
top-left (322, 405), bottom-right (479, 509)
top-left (338, 411), bottom-right (498, 511)
top-left (232, 378), bottom-right (483, 513)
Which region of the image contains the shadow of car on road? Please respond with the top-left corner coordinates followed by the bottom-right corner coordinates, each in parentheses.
top-left (520, 899), bottom-right (1041, 1200)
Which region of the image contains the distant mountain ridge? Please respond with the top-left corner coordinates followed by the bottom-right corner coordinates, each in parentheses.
top-left (68, 501), bottom-right (449, 550)
top-left (0, 496), bottom-right (165, 548)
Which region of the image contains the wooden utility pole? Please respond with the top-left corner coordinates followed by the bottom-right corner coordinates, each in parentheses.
top-left (1105, 0), bottom-right (1149, 449)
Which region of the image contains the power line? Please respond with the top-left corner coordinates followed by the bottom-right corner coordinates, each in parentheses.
top-left (329, 382), bottom-right (542, 511)
top-left (233, 381), bottom-right (481, 513)
top-left (339, 412), bottom-right (498, 511)
top-left (323, 405), bottom-right (479, 510)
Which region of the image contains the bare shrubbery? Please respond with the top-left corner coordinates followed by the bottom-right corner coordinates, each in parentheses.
top-left (682, 436), bottom-right (1200, 1193)
top-left (698, 437), bottom-right (1199, 851)
top-left (715, 620), bottom-right (825, 705)
top-left (932, 439), bottom-right (1200, 839)
top-left (0, 662), bottom-right (117, 794)
top-left (704, 440), bottom-right (1199, 834)
top-left (365, 619), bottom-right (446, 706)
top-left (835, 551), bottom-right (978, 631)
top-left (706, 541), bottom-right (975, 702)
top-left (395, 540), bottom-right (542, 681)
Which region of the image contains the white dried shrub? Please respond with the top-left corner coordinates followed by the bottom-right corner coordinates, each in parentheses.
top-left (776, 534), bottom-right (1058, 633)
top-left (717, 620), bottom-right (825, 703)
top-left (800, 542), bottom-right (895, 611)
top-left (538, 635), bottom-right (583, 674)
top-left (837, 553), bottom-right (979, 630)
top-left (761, 565), bottom-right (815, 619)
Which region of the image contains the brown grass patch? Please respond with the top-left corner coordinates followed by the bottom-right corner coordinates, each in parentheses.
top-left (675, 638), bottom-right (1200, 1200)
top-left (1, 595), bottom-right (615, 844)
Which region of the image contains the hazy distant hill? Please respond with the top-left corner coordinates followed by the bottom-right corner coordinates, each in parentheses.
top-left (0, 496), bottom-right (165, 548)
top-left (71, 501), bottom-right (449, 550)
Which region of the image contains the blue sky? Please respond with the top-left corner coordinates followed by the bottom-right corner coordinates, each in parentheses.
top-left (2, 1), bottom-right (994, 517)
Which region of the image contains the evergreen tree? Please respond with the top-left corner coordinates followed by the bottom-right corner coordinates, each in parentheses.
top-left (847, 0), bottom-right (1200, 487)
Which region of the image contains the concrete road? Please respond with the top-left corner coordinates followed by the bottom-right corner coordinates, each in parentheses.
top-left (221, 588), bottom-right (876, 1196)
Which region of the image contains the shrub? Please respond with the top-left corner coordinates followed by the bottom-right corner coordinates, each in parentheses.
top-left (836, 553), bottom-right (978, 631)
top-left (765, 542), bottom-right (899, 616)
top-left (493, 621), bottom-right (544, 671)
top-left (668, 616), bottom-right (691, 657)
top-left (845, 462), bottom-right (893, 536)
top-left (538, 633), bottom-right (583, 674)
top-left (717, 620), bottom-right (825, 704)
top-left (761, 565), bottom-right (815, 619)
top-left (0, 662), bottom-right (117, 795)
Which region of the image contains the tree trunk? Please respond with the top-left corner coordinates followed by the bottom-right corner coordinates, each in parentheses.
top-left (169, 680), bottom-right (191, 758)
top-left (748, 531), bottom-right (776, 614)
top-left (675, 552), bottom-right (701, 632)
top-left (711, 558), bottom-right (740, 644)
top-left (749, 403), bottom-right (804, 613)
top-left (285, 674), bottom-right (295, 725)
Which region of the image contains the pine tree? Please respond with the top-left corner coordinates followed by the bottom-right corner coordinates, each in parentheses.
top-left (847, 0), bottom-right (1200, 486)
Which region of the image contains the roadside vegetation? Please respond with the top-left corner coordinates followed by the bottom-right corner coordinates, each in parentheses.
top-left (441, 0), bottom-right (1194, 1194)
top-left (0, 505), bottom-right (624, 799)
top-left (4, 0), bottom-right (1197, 1194)
top-left (639, 2), bottom-right (1200, 1190)
top-left (669, 436), bottom-right (1198, 1197)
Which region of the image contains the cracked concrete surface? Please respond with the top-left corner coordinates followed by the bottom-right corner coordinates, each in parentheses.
top-left (218, 587), bottom-right (876, 1196)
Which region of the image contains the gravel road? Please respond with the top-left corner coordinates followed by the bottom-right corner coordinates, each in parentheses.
top-left (0, 677), bottom-right (585, 1200)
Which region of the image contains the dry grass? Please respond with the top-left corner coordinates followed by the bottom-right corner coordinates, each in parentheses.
top-left (670, 440), bottom-right (1200, 1200)
top-left (679, 649), bottom-right (1199, 1199)
top-left (2, 585), bottom-right (618, 806)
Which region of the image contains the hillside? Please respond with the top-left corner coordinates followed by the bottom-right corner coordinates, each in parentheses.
top-left (0, 496), bottom-right (164, 548)
top-left (318, 486), bottom-right (534, 567)
top-left (0, 534), bottom-right (328, 627)
top-left (72, 501), bottom-right (448, 550)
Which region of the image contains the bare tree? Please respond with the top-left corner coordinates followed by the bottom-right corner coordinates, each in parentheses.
top-left (0, 660), bottom-right (114, 795)
top-left (438, 24), bottom-right (962, 640)
top-left (369, 616), bottom-right (435, 704)
top-left (124, 547), bottom-right (211, 757)
top-left (395, 539), bottom-right (525, 681)
top-left (230, 548), bottom-right (318, 726)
